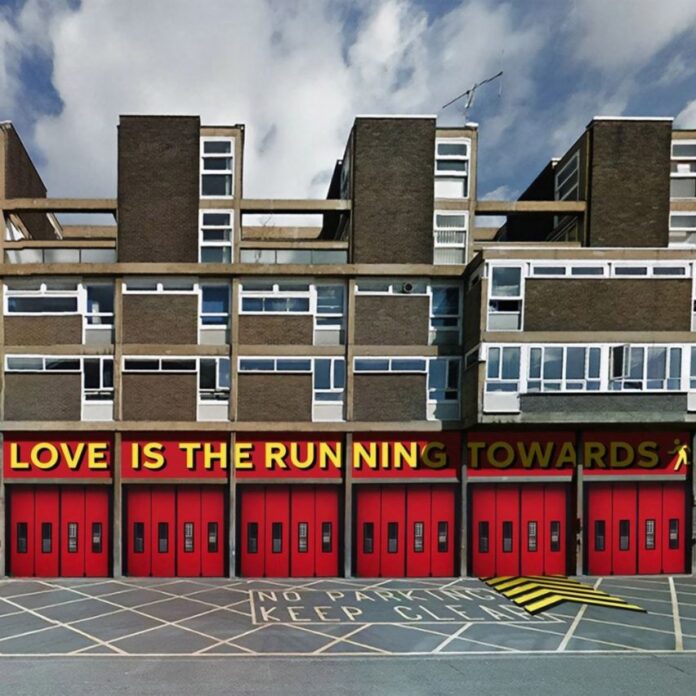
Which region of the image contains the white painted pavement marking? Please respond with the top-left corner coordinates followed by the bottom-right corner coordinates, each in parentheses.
top-left (557, 577), bottom-right (602, 652)
top-left (669, 577), bottom-right (684, 652)
top-left (433, 623), bottom-right (471, 652)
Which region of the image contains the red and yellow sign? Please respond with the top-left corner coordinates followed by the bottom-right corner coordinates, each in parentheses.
top-left (467, 431), bottom-right (690, 477)
top-left (4, 435), bottom-right (112, 479)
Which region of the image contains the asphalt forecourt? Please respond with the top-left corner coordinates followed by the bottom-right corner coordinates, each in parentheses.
top-left (0, 576), bottom-right (694, 656)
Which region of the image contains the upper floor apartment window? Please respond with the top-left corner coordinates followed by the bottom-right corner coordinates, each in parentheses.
top-left (434, 138), bottom-right (469, 199)
top-left (3, 279), bottom-right (114, 345)
top-left (671, 140), bottom-right (696, 199)
top-left (200, 138), bottom-right (234, 198)
top-left (554, 153), bottom-right (580, 201)
top-left (433, 211), bottom-right (467, 265)
top-left (200, 210), bottom-right (233, 263)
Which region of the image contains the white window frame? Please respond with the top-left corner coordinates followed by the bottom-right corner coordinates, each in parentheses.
top-left (527, 345), bottom-right (602, 392)
top-left (199, 282), bottom-right (231, 341)
top-left (239, 280), bottom-right (312, 315)
top-left (313, 357), bottom-right (345, 422)
top-left (671, 139), bottom-right (696, 200)
top-left (122, 277), bottom-right (198, 294)
top-left (199, 209), bottom-right (233, 263)
top-left (198, 356), bottom-right (231, 413)
top-left (238, 357), bottom-right (313, 373)
top-left (609, 345), bottom-right (683, 392)
top-left (484, 345), bottom-right (522, 393)
top-left (434, 137), bottom-right (470, 199)
top-left (486, 264), bottom-right (524, 332)
top-left (353, 357), bottom-right (428, 374)
top-left (200, 136), bottom-right (234, 199)
top-left (429, 282), bottom-right (462, 344)
top-left (5, 354), bottom-right (114, 421)
top-left (427, 357), bottom-right (461, 415)
top-left (433, 210), bottom-right (468, 265)
top-left (122, 357), bottom-right (198, 373)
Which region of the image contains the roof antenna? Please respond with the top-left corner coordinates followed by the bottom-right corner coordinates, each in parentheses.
top-left (441, 70), bottom-right (503, 121)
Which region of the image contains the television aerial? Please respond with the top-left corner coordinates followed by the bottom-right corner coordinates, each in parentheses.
top-left (441, 70), bottom-right (503, 120)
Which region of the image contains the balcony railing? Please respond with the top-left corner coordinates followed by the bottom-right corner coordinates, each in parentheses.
top-left (4, 242), bottom-right (117, 264)
top-left (239, 248), bottom-right (348, 264)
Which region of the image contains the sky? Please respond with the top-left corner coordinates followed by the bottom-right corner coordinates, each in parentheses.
top-left (2, 0), bottom-right (696, 203)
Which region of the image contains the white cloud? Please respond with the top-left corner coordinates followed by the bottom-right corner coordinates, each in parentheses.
top-left (675, 99), bottom-right (696, 128)
top-left (567, 0), bottom-right (696, 72)
top-left (18, 0), bottom-right (544, 199)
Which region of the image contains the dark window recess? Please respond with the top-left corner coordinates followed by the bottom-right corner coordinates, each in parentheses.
top-left (619, 520), bottom-right (630, 551)
top-left (184, 522), bottom-right (194, 553)
top-left (298, 522), bottom-right (309, 553)
top-left (134, 522), bottom-right (145, 553)
top-left (387, 522), bottom-right (399, 554)
top-left (527, 521), bottom-right (538, 552)
top-left (158, 522), bottom-right (169, 554)
top-left (92, 523), bottom-right (103, 554)
top-left (550, 521), bottom-right (561, 552)
top-left (272, 522), bottom-right (283, 553)
top-left (16, 522), bottom-right (28, 554)
top-left (41, 522), bottom-right (52, 554)
top-left (413, 522), bottom-right (425, 553)
top-left (363, 522), bottom-right (374, 554)
top-left (437, 521), bottom-right (448, 553)
top-left (322, 522), bottom-right (332, 553)
top-left (247, 522), bottom-right (258, 554)
top-left (67, 522), bottom-right (79, 553)
top-left (502, 521), bottom-right (513, 553)
top-left (645, 519), bottom-right (656, 550)
top-left (594, 520), bottom-right (605, 552)
top-left (478, 521), bottom-right (489, 553)
top-left (208, 522), bottom-right (218, 553)
top-left (669, 519), bottom-right (680, 550)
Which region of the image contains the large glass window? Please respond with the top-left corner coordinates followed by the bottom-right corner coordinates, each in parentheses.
top-left (671, 140), bottom-right (696, 199)
top-left (610, 345), bottom-right (682, 391)
top-left (486, 347), bottom-right (520, 392)
top-left (528, 346), bottom-right (601, 391)
top-left (435, 138), bottom-right (469, 198)
top-left (200, 211), bottom-right (233, 262)
top-left (488, 266), bottom-right (523, 330)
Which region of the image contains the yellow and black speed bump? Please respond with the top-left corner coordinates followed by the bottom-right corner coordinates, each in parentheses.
top-left (481, 575), bottom-right (646, 615)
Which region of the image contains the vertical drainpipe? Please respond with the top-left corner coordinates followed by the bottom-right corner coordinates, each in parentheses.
top-left (229, 432), bottom-right (237, 578)
top-left (459, 433), bottom-right (468, 577)
top-left (112, 277), bottom-right (124, 577)
top-left (576, 429), bottom-right (584, 576)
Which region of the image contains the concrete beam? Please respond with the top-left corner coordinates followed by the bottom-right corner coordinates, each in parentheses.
top-left (474, 200), bottom-right (587, 214)
top-left (0, 198), bottom-right (117, 213)
top-left (237, 199), bottom-right (351, 213)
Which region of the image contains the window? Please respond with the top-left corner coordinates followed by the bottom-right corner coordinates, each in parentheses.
top-left (6, 356), bottom-right (80, 372)
top-left (488, 266), bottom-right (523, 330)
top-left (554, 152), bottom-right (579, 201)
top-left (669, 519), bottom-right (680, 550)
top-left (201, 137), bottom-right (234, 197)
top-left (200, 211), bottom-right (233, 263)
top-left (502, 521), bottom-right (513, 553)
top-left (123, 358), bottom-right (197, 372)
top-left (239, 358), bottom-right (312, 373)
top-left (16, 522), bottom-right (28, 554)
top-left (428, 358), bottom-right (461, 420)
top-left (85, 284), bottom-right (114, 325)
top-left (83, 357), bottom-right (114, 400)
top-left (354, 358), bottom-right (427, 373)
top-left (315, 284), bottom-right (345, 341)
top-left (354, 279), bottom-right (427, 295)
top-left (528, 346), bottom-right (601, 392)
top-left (435, 138), bottom-right (469, 198)
top-left (363, 522), bottom-right (374, 554)
top-left (298, 523), bottom-right (309, 553)
top-left (527, 521), bottom-right (538, 552)
top-left (92, 523), bottom-right (103, 554)
top-left (247, 522), bottom-right (259, 554)
top-left (669, 213), bottom-right (696, 247)
top-left (433, 211), bottom-right (467, 265)
top-left (68, 522), bottom-right (78, 553)
top-left (240, 281), bottom-right (310, 313)
top-left (322, 522), bottom-right (332, 553)
top-left (313, 358), bottom-right (345, 421)
top-left (619, 520), bottom-right (630, 551)
top-left (208, 522), bottom-right (219, 553)
top-left (486, 347), bottom-right (520, 392)
top-left (671, 140), bottom-right (696, 199)
top-left (531, 265), bottom-right (566, 277)
top-left (199, 358), bottom-right (231, 401)
top-left (437, 521), bottom-right (448, 553)
top-left (201, 285), bottom-right (230, 326)
top-left (570, 265), bottom-right (604, 276)
top-left (610, 345), bottom-right (682, 391)
top-left (41, 522), bottom-right (52, 554)
top-left (184, 523), bottom-right (195, 553)
top-left (158, 522), bottom-right (169, 553)
top-left (271, 522), bottom-right (283, 553)
top-left (645, 519), bottom-right (656, 550)
top-left (123, 277), bottom-right (196, 293)
top-left (430, 285), bottom-right (461, 343)
top-left (478, 521), bottom-right (489, 553)
top-left (387, 522), bottom-right (399, 553)
top-left (594, 520), bottom-right (606, 552)
top-left (413, 522), bottom-right (425, 553)
top-left (550, 521), bottom-right (561, 552)
top-left (134, 522), bottom-right (145, 553)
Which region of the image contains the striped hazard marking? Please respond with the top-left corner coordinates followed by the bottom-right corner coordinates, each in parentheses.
top-left (482, 575), bottom-right (646, 615)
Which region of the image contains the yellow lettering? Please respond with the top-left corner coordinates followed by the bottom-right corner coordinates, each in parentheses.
top-left (234, 442), bottom-right (254, 469)
top-left (555, 441), bottom-right (577, 469)
top-left (9, 443), bottom-right (30, 470)
top-left (394, 442), bottom-right (418, 469)
top-left (467, 441), bottom-right (486, 468)
top-left (266, 442), bottom-right (289, 469)
top-left (204, 442), bottom-right (227, 470)
top-left (290, 442), bottom-right (314, 469)
top-left (179, 442), bottom-right (203, 469)
top-left (89, 443), bottom-right (110, 470)
top-left (637, 441), bottom-right (660, 468)
top-left (422, 442), bottom-right (448, 469)
top-left (318, 442), bottom-right (342, 470)
top-left (517, 441), bottom-right (554, 469)
top-left (32, 443), bottom-right (59, 470)
top-left (487, 441), bottom-right (515, 469)
top-left (610, 441), bottom-right (634, 468)
top-left (142, 442), bottom-right (165, 470)
top-left (353, 443), bottom-right (377, 469)
top-left (583, 442), bottom-right (607, 469)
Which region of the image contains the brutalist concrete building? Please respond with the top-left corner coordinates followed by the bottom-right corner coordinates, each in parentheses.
top-left (0, 114), bottom-right (693, 580)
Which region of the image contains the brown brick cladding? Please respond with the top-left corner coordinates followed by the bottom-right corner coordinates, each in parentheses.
top-left (351, 118), bottom-right (434, 264)
top-left (122, 295), bottom-right (198, 344)
top-left (238, 316), bottom-right (314, 345)
top-left (354, 296), bottom-right (429, 345)
top-left (588, 120), bottom-right (671, 247)
top-left (2, 126), bottom-right (53, 239)
top-left (122, 373), bottom-right (197, 420)
top-left (524, 278), bottom-right (691, 331)
top-left (4, 374), bottom-right (82, 420)
top-left (4, 316), bottom-right (83, 346)
top-left (117, 116), bottom-right (200, 263)
top-left (237, 374), bottom-right (312, 421)
top-left (353, 374), bottom-right (426, 421)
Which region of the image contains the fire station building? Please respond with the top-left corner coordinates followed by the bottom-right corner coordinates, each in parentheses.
top-left (0, 115), bottom-right (694, 580)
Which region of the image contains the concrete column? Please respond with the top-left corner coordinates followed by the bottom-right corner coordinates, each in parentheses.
top-left (228, 432), bottom-right (237, 578)
top-left (112, 431), bottom-right (123, 577)
top-left (343, 433), bottom-right (353, 577)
